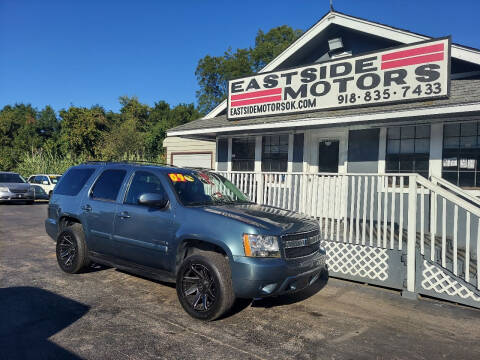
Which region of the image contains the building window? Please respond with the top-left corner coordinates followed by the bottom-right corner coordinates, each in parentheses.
top-left (262, 135), bottom-right (288, 172)
top-left (386, 125), bottom-right (430, 179)
top-left (442, 122), bottom-right (480, 188)
top-left (231, 137), bottom-right (255, 171)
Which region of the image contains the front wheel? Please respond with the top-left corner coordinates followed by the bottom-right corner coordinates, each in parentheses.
top-left (176, 251), bottom-right (235, 321)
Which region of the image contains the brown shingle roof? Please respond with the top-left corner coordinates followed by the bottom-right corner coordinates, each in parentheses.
top-left (168, 79), bottom-right (480, 135)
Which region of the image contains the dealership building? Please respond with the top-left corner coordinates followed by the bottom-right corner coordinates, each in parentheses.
top-left (165, 10), bottom-right (480, 307)
top-left (164, 11), bottom-right (480, 190)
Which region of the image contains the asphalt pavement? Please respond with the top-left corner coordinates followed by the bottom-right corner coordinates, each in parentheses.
top-left (1, 203), bottom-right (480, 360)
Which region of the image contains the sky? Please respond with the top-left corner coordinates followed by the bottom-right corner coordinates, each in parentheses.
top-left (1, 0), bottom-right (479, 113)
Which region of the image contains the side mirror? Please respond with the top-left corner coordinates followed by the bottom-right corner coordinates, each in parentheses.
top-left (42, 181), bottom-right (49, 185)
top-left (138, 193), bottom-right (168, 209)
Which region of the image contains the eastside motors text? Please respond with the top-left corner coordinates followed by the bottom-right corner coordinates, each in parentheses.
top-left (227, 38), bottom-right (450, 119)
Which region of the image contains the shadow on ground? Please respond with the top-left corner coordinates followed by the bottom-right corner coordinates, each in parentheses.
top-left (0, 286), bottom-right (90, 360)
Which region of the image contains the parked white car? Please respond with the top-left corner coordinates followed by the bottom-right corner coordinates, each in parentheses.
top-left (27, 174), bottom-right (62, 197)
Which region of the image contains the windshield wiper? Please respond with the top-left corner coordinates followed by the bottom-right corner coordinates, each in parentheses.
top-left (185, 201), bottom-right (214, 207)
top-left (212, 198), bottom-right (252, 205)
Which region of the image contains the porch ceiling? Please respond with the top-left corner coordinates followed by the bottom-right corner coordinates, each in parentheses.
top-left (168, 79), bottom-right (480, 137)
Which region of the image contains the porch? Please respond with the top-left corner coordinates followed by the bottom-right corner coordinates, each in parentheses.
top-left (218, 170), bottom-right (480, 308)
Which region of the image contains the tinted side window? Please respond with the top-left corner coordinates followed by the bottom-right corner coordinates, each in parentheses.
top-left (55, 168), bottom-right (95, 196)
top-left (91, 170), bottom-right (126, 201)
top-left (125, 171), bottom-right (166, 205)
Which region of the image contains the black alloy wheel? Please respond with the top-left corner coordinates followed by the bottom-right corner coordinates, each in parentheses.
top-left (176, 252), bottom-right (235, 321)
top-left (56, 223), bottom-right (89, 274)
top-left (181, 263), bottom-right (217, 312)
top-left (57, 232), bottom-right (78, 270)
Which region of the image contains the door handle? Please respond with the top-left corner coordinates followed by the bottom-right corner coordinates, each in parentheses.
top-left (81, 204), bottom-right (92, 212)
top-left (119, 211), bottom-right (131, 219)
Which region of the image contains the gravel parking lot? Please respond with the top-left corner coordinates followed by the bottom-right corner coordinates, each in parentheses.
top-left (1, 203), bottom-right (480, 360)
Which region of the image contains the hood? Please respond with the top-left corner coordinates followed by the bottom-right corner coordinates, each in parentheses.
top-left (0, 183), bottom-right (31, 190)
top-left (202, 203), bottom-right (318, 234)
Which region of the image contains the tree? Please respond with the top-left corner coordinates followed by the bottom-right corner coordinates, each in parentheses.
top-left (58, 106), bottom-right (107, 158)
top-left (251, 25), bottom-right (304, 71)
top-left (36, 105), bottom-right (59, 138)
top-left (0, 104), bottom-right (42, 170)
top-left (195, 25), bottom-right (303, 114)
top-left (144, 101), bottom-right (202, 159)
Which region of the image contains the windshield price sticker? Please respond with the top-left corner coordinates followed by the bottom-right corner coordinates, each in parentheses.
top-left (227, 37), bottom-right (450, 120)
top-left (168, 173), bottom-right (195, 182)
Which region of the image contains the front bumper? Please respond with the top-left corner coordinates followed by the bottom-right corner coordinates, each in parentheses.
top-left (230, 251), bottom-right (327, 298)
top-left (0, 190), bottom-right (34, 201)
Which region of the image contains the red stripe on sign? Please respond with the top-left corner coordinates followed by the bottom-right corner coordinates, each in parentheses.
top-left (230, 88), bottom-right (282, 101)
top-left (231, 95), bottom-right (282, 107)
top-left (382, 43), bottom-right (444, 62)
top-left (381, 52), bottom-right (444, 70)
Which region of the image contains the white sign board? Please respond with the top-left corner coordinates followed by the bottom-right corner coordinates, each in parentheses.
top-left (227, 37), bottom-right (450, 120)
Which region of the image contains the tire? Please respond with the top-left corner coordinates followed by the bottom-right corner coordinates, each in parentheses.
top-left (176, 251), bottom-right (235, 321)
top-left (56, 223), bottom-right (89, 274)
top-left (26, 200), bottom-right (34, 205)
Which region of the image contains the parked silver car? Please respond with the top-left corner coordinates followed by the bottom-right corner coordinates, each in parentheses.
top-left (0, 172), bottom-right (35, 204)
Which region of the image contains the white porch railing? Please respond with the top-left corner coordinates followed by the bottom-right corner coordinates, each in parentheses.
top-left (218, 171), bottom-right (480, 300)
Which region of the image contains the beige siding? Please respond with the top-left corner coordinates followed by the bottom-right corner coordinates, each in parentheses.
top-left (163, 136), bottom-right (216, 168)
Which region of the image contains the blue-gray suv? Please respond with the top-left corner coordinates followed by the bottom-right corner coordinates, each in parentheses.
top-left (46, 162), bottom-right (327, 320)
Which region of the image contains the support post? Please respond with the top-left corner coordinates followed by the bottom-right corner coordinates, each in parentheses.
top-left (403, 174), bottom-right (418, 300)
top-left (255, 172), bottom-right (264, 205)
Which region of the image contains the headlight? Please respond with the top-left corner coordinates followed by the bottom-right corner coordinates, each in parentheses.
top-left (243, 234), bottom-right (280, 258)
top-left (0, 187), bottom-right (8, 192)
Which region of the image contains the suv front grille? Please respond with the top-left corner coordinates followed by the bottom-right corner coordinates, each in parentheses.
top-left (282, 229), bottom-right (320, 259)
top-left (10, 189), bottom-right (27, 194)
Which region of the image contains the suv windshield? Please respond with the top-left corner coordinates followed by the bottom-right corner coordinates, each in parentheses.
top-left (0, 173), bottom-right (25, 183)
top-left (49, 175), bottom-right (61, 184)
top-left (168, 171), bottom-right (250, 206)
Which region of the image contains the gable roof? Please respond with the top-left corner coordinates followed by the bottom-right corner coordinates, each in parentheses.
top-left (204, 10), bottom-right (480, 119)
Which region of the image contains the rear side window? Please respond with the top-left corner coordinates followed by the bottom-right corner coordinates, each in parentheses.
top-left (55, 168), bottom-right (95, 196)
top-left (91, 169), bottom-right (126, 201)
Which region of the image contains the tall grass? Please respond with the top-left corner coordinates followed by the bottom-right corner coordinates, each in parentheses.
top-left (14, 150), bottom-right (167, 178)
top-left (14, 151), bottom-right (85, 177)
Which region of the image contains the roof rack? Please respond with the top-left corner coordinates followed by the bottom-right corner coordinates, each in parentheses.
top-left (82, 160), bottom-right (180, 167)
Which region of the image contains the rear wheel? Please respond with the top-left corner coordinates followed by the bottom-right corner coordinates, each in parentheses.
top-left (176, 251), bottom-right (235, 321)
top-left (56, 223), bottom-right (89, 274)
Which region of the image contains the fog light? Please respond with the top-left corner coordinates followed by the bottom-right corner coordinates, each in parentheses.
top-left (309, 272), bottom-right (320, 285)
top-left (260, 283), bottom-right (277, 295)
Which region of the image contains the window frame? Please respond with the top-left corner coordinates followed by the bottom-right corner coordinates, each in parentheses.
top-left (442, 121), bottom-right (480, 189)
top-left (261, 134), bottom-right (289, 172)
top-left (231, 137), bottom-right (256, 172)
top-left (385, 125), bottom-right (431, 179)
top-left (89, 169), bottom-right (128, 203)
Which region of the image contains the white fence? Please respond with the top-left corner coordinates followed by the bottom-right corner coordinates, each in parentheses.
top-left (218, 171), bottom-right (480, 306)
